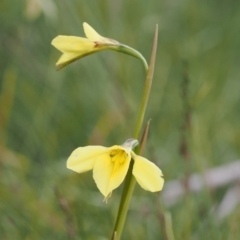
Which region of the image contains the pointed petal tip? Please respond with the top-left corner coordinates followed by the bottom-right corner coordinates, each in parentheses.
top-left (83, 22), bottom-right (88, 30)
top-left (55, 63), bottom-right (63, 70)
top-left (83, 22), bottom-right (103, 41)
top-left (51, 35), bottom-right (63, 47)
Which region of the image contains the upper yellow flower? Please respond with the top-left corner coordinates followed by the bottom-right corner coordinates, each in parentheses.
top-left (51, 22), bottom-right (148, 70)
top-left (67, 138), bottom-right (164, 197)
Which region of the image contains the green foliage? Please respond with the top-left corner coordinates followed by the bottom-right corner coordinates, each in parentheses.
top-left (1, 0), bottom-right (240, 239)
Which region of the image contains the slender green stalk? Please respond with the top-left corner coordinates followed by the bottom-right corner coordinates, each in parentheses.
top-left (164, 212), bottom-right (175, 240)
top-left (111, 25), bottom-right (158, 240)
top-left (133, 28), bottom-right (158, 139)
top-left (110, 44), bottom-right (149, 72)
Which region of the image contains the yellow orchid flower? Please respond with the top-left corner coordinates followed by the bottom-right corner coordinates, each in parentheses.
top-left (51, 22), bottom-right (148, 70)
top-left (67, 138), bottom-right (164, 198)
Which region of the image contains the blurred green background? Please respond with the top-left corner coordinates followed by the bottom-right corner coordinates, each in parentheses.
top-left (1, 0), bottom-right (240, 239)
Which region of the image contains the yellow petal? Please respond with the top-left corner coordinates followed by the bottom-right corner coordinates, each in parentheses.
top-left (51, 35), bottom-right (94, 53)
top-left (93, 146), bottom-right (131, 197)
top-left (83, 22), bottom-right (104, 41)
top-left (67, 146), bottom-right (107, 173)
top-left (55, 53), bottom-right (82, 69)
top-left (132, 153), bottom-right (164, 192)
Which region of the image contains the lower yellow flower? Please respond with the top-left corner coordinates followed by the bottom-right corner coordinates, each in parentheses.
top-left (67, 138), bottom-right (164, 197)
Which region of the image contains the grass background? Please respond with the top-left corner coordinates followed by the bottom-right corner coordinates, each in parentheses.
top-left (1, 0), bottom-right (240, 239)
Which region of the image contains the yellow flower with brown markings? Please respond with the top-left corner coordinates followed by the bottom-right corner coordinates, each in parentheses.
top-left (67, 139), bottom-right (164, 198)
top-left (51, 22), bottom-right (148, 70)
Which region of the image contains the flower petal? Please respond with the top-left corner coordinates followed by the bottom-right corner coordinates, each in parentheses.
top-left (132, 154), bottom-right (164, 192)
top-left (83, 22), bottom-right (104, 41)
top-left (67, 146), bottom-right (107, 173)
top-left (51, 35), bottom-right (94, 53)
top-left (93, 146), bottom-right (131, 197)
top-left (55, 53), bottom-right (83, 69)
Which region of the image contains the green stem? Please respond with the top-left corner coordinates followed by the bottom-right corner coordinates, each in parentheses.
top-left (111, 25), bottom-right (158, 240)
top-left (109, 44), bottom-right (148, 72)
